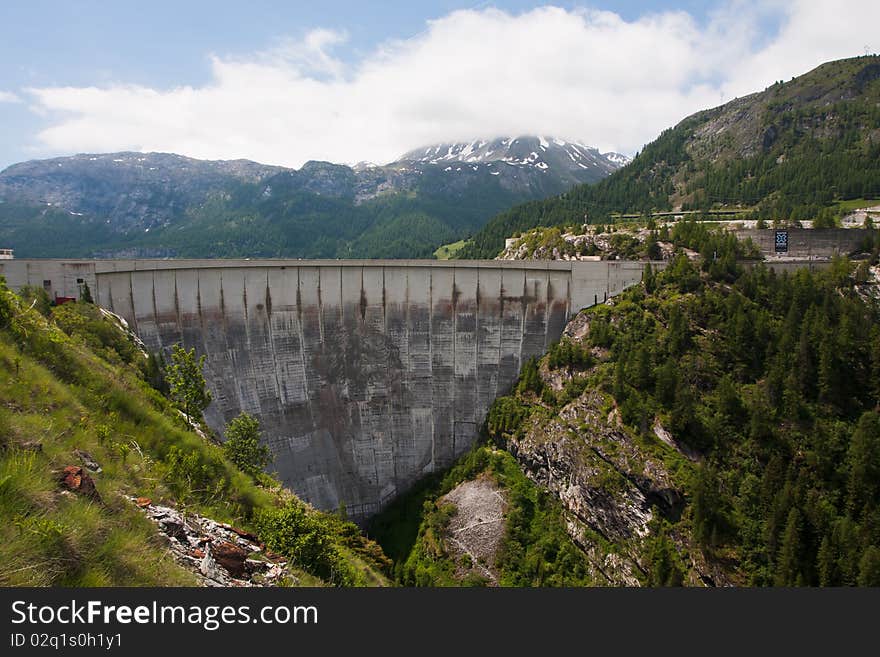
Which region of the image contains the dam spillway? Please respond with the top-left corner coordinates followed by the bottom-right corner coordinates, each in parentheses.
top-left (2, 258), bottom-right (657, 519)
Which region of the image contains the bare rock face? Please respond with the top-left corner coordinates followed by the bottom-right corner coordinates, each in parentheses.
top-left (505, 389), bottom-right (685, 585)
top-left (509, 391), bottom-right (681, 544)
top-left (439, 477), bottom-right (507, 585)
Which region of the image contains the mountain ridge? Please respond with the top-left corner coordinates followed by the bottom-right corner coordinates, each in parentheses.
top-left (0, 136), bottom-right (624, 259)
top-left (397, 136), bottom-right (627, 180)
top-left (458, 55), bottom-right (880, 259)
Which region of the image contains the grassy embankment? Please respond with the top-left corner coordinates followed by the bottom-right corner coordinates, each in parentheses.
top-left (0, 284), bottom-right (390, 586)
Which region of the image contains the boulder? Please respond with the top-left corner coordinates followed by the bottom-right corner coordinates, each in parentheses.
top-left (159, 519), bottom-right (189, 543)
top-left (200, 546), bottom-right (221, 581)
top-left (211, 541), bottom-right (249, 578)
top-left (230, 526), bottom-right (260, 542)
top-left (57, 466), bottom-right (102, 503)
top-left (74, 448), bottom-right (102, 473)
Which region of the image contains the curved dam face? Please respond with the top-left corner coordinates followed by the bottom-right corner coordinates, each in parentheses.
top-left (2, 258), bottom-right (656, 520)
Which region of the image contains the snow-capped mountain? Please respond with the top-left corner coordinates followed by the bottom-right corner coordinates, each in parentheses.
top-left (397, 136), bottom-right (628, 186)
top-left (602, 151), bottom-right (632, 167)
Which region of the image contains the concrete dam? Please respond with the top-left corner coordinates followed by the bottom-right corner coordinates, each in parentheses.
top-left (2, 258), bottom-right (659, 519)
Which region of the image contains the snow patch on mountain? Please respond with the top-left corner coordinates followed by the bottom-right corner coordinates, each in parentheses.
top-left (396, 136), bottom-right (627, 181)
top-left (601, 152), bottom-right (632, 167)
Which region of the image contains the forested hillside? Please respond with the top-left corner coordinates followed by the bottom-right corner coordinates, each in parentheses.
top-left (384, 223), bottom-right (880, 586)
top-left (459, 56), bottom-right (880, 259)
top-left (484, 225), bottom-right (880, 585)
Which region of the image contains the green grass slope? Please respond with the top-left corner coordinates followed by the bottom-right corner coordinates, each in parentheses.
top-left (0, 283), bottom-right (390, 586)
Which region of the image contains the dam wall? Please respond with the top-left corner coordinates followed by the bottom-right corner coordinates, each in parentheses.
top-left (1, 258), bottom-right (659, 518)
top-left (734, 228), bottom-right (872, 258)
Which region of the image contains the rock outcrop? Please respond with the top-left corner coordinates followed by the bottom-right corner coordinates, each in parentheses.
top-left (131, 498), bottom-right (293, 587)
top-left (506, 388), bottom-right (684, 585)
top-left (57, 466), bottom-right (102, 503)
top-left (511, 390), bottom-right (684, 537)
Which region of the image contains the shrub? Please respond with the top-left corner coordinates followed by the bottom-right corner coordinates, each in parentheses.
top-left (254, 500), bottom-right (355, 585)
top-left (515, 357), bottom-right (544, 396)
top-left (222, 412), bottom-right (272, 478)
top-left (486, 396), bottom-right (529, 442)
top-left (546, 339), bottom-right (594, 370)
top-left (17, 285), bottom-right (52, 317)
top-left (52, 303), bottom-right (139, 365)
top-left (163, 445), bottom-right (224, 504)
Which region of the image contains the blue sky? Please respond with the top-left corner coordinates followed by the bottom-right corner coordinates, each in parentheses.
top-left (0, 1), bottom-right (874, 169)
top-left (1, 1), bottom-right (718, 84)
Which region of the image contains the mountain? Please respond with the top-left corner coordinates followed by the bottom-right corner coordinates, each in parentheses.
top-left (0, 137), bottom-right (624, 259)
top-left (397, 136), bottom-right (627, 188)
top-left (0, 152), bottom-right (284, 234)
top-left (459, 55), bottom-right (880, 259)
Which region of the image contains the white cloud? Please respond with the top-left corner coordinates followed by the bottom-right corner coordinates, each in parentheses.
top-left (721, 0), bottom-right (880, 99)
top-left (22, 1), bottom-right (880, 167)
top-left (0, 91), bottom-right (21, 103)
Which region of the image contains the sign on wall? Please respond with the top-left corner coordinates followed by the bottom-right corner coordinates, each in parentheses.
top-left (774, 230), bottom-right (789, 254)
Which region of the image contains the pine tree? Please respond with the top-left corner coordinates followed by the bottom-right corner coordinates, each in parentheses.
top-left (142, 351), bottom-right (168, 395)
top-left (794, 315), bottom-right (815, 396)
top-left (817, 534), bottom-right (837, 586)
top-left (691, 466), bottom-right (724, 547)
top-left (516, 357), bottom-right (544, 397)
top-left (666, 305), bottom-right (689, 357)
top-left (847, 412), bottom-right (880, 517)
top-left (613, 355), bottom-right (627, 404)
top-left (647, 522), bottom-right (684, 586)
top-left (870, 327), bottom-right (880, 406)
top-left (716, 375), bottom-right (743, 428)
top-left (776, 508), bottom-right (804, 586)
top-left (654, 358), bottom-right (678, 408)
top-left (643, 263), bottom-right (656, 293)
top-left (857, 546), bottom-right (880, 586)
top-left (633, 345), bottom-right (653, 391)
top-left (80, 281), bottom-right (94, 304)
